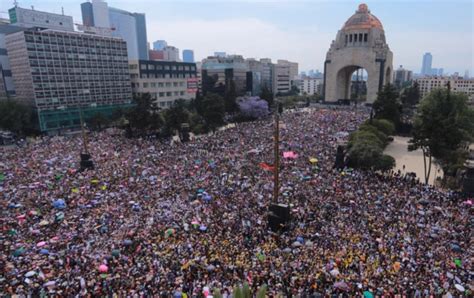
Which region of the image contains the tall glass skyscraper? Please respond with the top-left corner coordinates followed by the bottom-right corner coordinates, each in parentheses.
top-left (421, 52), bottom-right (432, 76)
top-left (80, 0), bottom-right (148, 60)
top-left (183, 49), bottom-right (194, 63)
top-left (153, 40), bottom-right (168, 50)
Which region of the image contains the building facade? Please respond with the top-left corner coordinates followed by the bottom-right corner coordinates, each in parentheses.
top-left (272, 62), bottom-right (291, 95)
top-left (298, 77), bottom-right (324, 95)
top-left (153, 40), bottom-right (167, 51)
top-left (201, 55), bottom-right (250, 95)
top-left (163, 46), bottom-right (180, 62)
top-left (416, 76), bottom-right (474, 103)
top-left (81, 0), bottom-right (149, 60)
top-left (421, 52), bottom-right (432, 76)
top-left (8, 6), bottom-right (75, 32)
top-left (393, 65), bottom-right (413, 89)
top-left (183, 49), bottom-right (194, 63)
top-left (5, 28), bottom-right (133, 131)
top-left (129, 60), bottom-right (197, 108)
top-left (0, 23), bottom-right (26, 100)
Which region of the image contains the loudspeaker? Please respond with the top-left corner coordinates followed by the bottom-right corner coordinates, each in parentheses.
top-left (268, 213), bottom-right (287, 232)
top-left (268, 204), bottom-right (290, 232)
top-left (269, 204), bottom-right (290, 221)
top-left (80, 153), bottom-right (94, 170)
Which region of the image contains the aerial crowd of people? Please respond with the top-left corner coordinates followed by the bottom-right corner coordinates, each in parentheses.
top-left (1, 107), bottom-right (471, 297)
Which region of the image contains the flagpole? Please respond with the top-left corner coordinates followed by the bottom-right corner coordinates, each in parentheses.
top-left (273, 103), bottom-right (280, 203)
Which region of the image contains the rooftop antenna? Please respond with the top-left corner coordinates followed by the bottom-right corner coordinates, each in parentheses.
top-left (61, 7), bottom-right (64, 15)
top-left (13, 0), bottom-right (18, 7)
top-left (31, 5), bottom-right (34, 10)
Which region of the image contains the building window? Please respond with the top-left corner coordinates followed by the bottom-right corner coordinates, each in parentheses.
top-left (354, 34), bottom-right (357, 42)
top-left (158, 83), bottom-right (164, 87)
top-left (364, 33), bottom-right (368, 42)
top-left (166, 92), bottom-right (172, 96)
top-left (349, 34), bottom-right (353, 43)
top-left (159, 92), bottom-right (165, 97)
top-left (359, 33), bottom-right (362, 42)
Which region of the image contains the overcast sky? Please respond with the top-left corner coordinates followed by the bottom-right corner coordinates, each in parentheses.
top-left (2, 0), bottom-right (473, 75)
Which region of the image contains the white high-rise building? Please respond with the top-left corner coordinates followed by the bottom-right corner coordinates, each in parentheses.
top-left (163, 46), bottom-right (180, 62)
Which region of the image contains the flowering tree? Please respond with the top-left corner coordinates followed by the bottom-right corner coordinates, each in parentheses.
top-left (237, 96), bottom-right (269, 119)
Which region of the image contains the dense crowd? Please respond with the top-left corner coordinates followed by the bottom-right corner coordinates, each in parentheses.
top-left (1, 107), bottom-right (471, 297)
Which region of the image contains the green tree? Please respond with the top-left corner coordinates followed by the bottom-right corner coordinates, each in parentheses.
top-left (260, 85), bottom-right (274, 108)
top-left (164, 99), bottom-right (190, 133)
top-left (87, 112), bottom-right (109, 131)
top-left (400, 81), bottom-right (420, 108)
top-left (0, 100), bottom-right (34, 135)
top-left (372, 84), bottom-right (402, 128)
top-left (126, 93), bottom-right (162, 136)
top-left (409, 88), bottom-right (474, 184)
top-left (366, 118), bottom-right (395, 136)
top-left (224, 79), bottom-right (238, 114)
top-left (200, 93), bottom-right (225, 131)
top-left (375, 154), bottom-right (396, 172)
top-left (202, 73), bottom-right (218, 96)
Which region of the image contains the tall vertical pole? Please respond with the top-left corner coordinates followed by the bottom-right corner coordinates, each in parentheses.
top-left (79, 108), bottom-right (89, 155)
top-left (273, 105), bottom-right (280, 203)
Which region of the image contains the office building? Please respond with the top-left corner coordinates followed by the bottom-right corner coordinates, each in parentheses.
top-left (393, 65), bottom-right (413, 89)
top-left (464, 70), bottom-right (470, 79)
top-left (214, 52), bottom-right (226, 58)
top-left (421, 52), bottom-right (432, 76)
top-left (5, 28), bottom-right (133, 132)
top-left (272, 60), bottom-right (299, 94)
top-left (153, 40), bottom-right (167, 51)
top-left (416, 76), bottom-right (474, 102)
top-left (202, 55), bottom-right (250, 95)
top-left (129, 60), bottom-right (197, 108)
top-left (183, 49), bottom-right (194, 63)
top-left (163, 46), bottom-right (180, 62)
top-left (81, 0), bottom-right (109, 28)
top-left (246, 58), bottom-right (273, 94)
top-left (277, 59), bottom-right (299, 82)
top-left (81, 0), bottom-right (149, 60)
top-left (8, 6), bottom-right (74, 32)
top-left (149, 49), bottom-right (164, 61)
top-left (298, 77), bottom-right (323, 95)
top-left (0, 23), bottom-right (26, 100)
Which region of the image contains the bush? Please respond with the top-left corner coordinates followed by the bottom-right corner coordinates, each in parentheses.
top-left (358, 123), bottom-right (388, 146)
top-left (375, 154), bottom-right (396, 172)
top-left (368, 119), bottom-right (395, 136)
top-left (347, 138), bottom-right (384, 169)
top-left (348, 130), bottom-right (384, 149)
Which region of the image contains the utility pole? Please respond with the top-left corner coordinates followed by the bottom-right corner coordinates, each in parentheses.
top-left (79, 108), bottom-right (89, 155)
top-left (273, 102), bottom-right (280, 203)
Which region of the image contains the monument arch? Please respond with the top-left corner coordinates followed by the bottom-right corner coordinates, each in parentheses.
top-left (324, 3), bottom-right (393, 103)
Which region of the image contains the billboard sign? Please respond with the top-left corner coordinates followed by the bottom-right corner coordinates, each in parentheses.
top-left (187, 78), bottom-right (198, 93)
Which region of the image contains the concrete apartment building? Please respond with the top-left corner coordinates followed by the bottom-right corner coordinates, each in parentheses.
top-left (8, 6), bottom-right (75, 32)
top-left (297, 77), bottom-right (323, 95)
top-left (129, 60), bottom-right (197, 108)
top-left (416, 76), bottom-right (474, 103)
top-left (393, 65), bottom-right (413, 89)
top-left (6, 28), bottom-right (132, 132)
top-left (272, 60), bottom-right (299, 95)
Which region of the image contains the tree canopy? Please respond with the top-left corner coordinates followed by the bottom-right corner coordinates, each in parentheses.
top-left (372, 84), bottom-right (402, 128)
top-left (409, 88), bottom-right (474, 183)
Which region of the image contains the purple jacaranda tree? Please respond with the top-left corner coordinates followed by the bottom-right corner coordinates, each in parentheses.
top-left (237, 96), bottom-right (270, 119)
